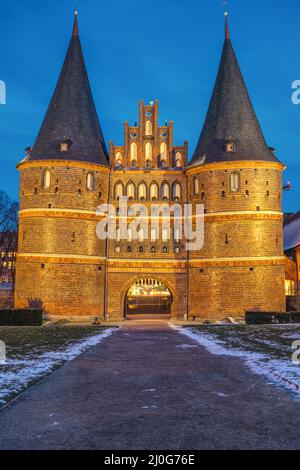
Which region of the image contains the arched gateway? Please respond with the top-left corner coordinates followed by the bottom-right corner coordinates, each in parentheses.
top-left (125, 279), bottom-right (172, 320)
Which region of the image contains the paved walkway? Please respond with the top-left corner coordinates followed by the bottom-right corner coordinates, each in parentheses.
top-left (0, 321), bottom-right (299, 450)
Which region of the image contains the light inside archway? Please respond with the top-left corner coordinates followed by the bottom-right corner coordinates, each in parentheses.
top-left (127, 279), bottom-right (171, 298)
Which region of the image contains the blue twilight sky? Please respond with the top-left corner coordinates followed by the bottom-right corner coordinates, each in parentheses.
top-left (0, 0), bottom-right (299, 212)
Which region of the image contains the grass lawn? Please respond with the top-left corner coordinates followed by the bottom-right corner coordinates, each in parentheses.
top-left (0, 326), bottom-right (114, 406)
top-left (182, 324), bottom-right (300, 397)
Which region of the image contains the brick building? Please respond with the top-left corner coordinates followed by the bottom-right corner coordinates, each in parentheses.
top-left (0, 231), bottom-right (17, 306)
top-left (284, 212), bottom-right (300, 296)
top-left (14, 13), bottom-right (286, 321)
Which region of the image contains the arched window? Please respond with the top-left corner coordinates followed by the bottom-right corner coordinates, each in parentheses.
top-left (162, 228), bottom-right (169, 243)
top-left (172, 182), bottom-right (181, 202)
top-left (115, 152), bottom-right (122, 167)
top-left (139, 228), bottom-right (145, 243)
top-left (87, 172), bottom-right (94, 191)
top-left (126, 182), bottom-right (135, 201)
top-left (150, 182), bottom-right (159, 201)
top-left (138, 182), bottom-right (147, 201)
top-left (160, 142), bottom-right (167, 165)
top-left (128, 228), bottom-right (132, 242)
top-left (175, 152), bottom-right (182, 167)
top-left (130, 142), bottom-right (137, 163)
top-left (230, 172), bottom-right (240, 192)
top-left (145, 142), bottom-right (152, 161)
top-left (161, 182), bottom-right (170, 201)
top-left (174, 228), bottom-right (181, 243)
top-left (194, 177), bottom-right (199, 196)
top-left (145, 120), bottom-right (153, 136)
top-left (115, 182), bottom-right (124, 200)
top-left (42, 169), bottom-right (51, 189)
top-left (151, 227), bottom-right (158, 242)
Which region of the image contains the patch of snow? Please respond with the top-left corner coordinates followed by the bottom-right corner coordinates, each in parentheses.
top-left (172, 325), bottom-right (300, 398)
top-left (252, 337), bottom-right (284, 349)
top-left (281, 332), bottom-right (300, 340)
top-left (170, 325), bottom-right (258, 358)
top-left (0, 328), bottom-right (115, 405)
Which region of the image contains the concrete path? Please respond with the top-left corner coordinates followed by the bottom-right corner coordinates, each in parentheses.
top-left (0, 321), bottom-right (299, 450)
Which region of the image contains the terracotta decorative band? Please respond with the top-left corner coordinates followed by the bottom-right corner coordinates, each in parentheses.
top-left (17, 253), bottom-right (105, 265)
top-left (19, 209), bottom-right (102, 221)
top-left (19, 209), bottom-right (282, 223)
top-left (108, 259), bottom-right (186, 268)
top-left (186, 160), bottom-right (285, 175)
top-left (17, 159), bottom-right (111, 173)
top-left (16, 253), bottom-right (284, 268)
top-left (203, 212), bottom-right (283, 222)
top-left (189, 257), bottom-right (285, 268)
top-left (112, 169), bottom-right (185, 176)
top-left (108, 267), bottom-right (186, 274)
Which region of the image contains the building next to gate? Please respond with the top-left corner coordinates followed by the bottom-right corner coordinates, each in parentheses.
top-left (284, 212), bottom-right (300, 297)
top-left (14, 13), bottom-right (286, 322)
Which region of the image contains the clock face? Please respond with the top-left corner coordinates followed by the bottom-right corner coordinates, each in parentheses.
top-left (145, 111), bottom-right (152, 117)
top-left (130, 133), bottom-right (137, 138)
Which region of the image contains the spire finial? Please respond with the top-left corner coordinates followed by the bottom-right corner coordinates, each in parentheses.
top-left (224, 11), bottom-right (230, 40)
top-left (222, 1), bottom-right (230, 40)
top-left (73, 9), bottom-right (79, 37)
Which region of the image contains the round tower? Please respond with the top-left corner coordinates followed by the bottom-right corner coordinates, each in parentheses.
top-left (187, 16), bottom-right (286, 321)
top-left (15, 13), bottom-right (110, 320)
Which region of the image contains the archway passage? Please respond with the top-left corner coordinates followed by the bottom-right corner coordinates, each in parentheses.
top-left (125, 279), bottom-right (172, 320)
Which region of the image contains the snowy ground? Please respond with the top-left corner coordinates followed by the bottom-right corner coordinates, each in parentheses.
top-left (0, 326), bottom-right (115, 406)
top-left (176, 325), bottom-right (300, 398)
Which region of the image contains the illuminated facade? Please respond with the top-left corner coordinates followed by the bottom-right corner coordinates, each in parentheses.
top-left (14, 14), bottom-right (286, 321)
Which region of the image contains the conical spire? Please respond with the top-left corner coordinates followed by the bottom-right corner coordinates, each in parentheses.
top-left (29, 12), bottom-right (108, 165)
top-left (191, 15), bottom-right (279, 166)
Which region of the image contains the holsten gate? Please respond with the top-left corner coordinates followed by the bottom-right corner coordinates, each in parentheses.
top-left (14, 13), bottom-right (286, 321)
